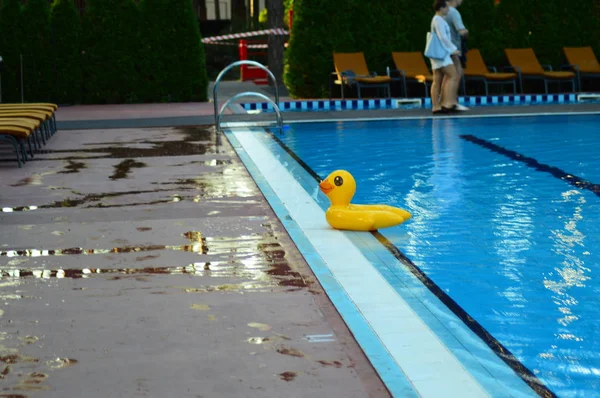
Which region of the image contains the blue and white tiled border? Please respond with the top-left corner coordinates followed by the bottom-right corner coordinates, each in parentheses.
top-left (243, 98), bottom-right (400, 111)
top-left (241, 93), bottom-right (580, 112)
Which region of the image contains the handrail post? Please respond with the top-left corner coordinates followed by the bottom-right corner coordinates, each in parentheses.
top-left (212, 60), bottom-right (280, 126)
top-left (216, 92), bottom-right (283, 133)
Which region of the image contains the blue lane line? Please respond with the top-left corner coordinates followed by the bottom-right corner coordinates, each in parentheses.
top-left (461, 134), bottom-right (600, 198)
top-left (225, 129), bottom-right (419, 398)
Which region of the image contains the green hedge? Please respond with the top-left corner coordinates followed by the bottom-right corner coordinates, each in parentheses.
top-left (458, 0), bottom-right (504, 66)
top-left (0, 0), bottom-right (24, 102)
top-left (140, 0), bottom-right (208, 102)
top-left (285, 0), bottom-right (600, 98)
top-left (22, 0), bottom-right (52, 102)
top-left (284, 0), bottom-right (339, 98)
top-left (1, 0), bottom-right (597, 103)
top-left (51, 0), bottom-right (83, 104)
top-left (285, 0), bottom-right (410, 98)
top-left (82, 0), bottom-right (141, 103)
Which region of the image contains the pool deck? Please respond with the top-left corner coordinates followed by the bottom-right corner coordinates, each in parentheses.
top-left (1, 82), bottom-right (599, 397)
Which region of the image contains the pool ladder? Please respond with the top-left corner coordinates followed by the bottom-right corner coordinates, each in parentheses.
top-left (213, 61), bottom-right (284, 132)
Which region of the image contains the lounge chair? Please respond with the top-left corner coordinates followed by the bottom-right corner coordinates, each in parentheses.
top-left (332, 52), bottom-right (391, 99)
top-left (0, 121), bottom-right (39, 167)
top-left (391, 52), bottom-right (433, 97)
top-left (463, 49), bottom-right (517, 95)
top-left (504, 48), bottom-right (576, 93)
top-left (0, 103), bottom-right (58, 167)
top-left (563, 46), bottom-right (600, 92)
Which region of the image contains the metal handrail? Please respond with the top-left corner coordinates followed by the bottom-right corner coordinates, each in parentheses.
top-left (213, 60), bottom-right (279, 126)
top-left (216, 92), bottom-right (283, 133)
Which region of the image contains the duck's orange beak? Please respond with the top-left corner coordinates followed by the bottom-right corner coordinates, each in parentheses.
top-left (319, 179), bottom-right (334, 195)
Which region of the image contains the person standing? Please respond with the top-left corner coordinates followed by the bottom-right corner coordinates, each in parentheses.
top-left (445, 0), bottom-right (469, 110)
top-left (428, 0), bottom-right (461, 114)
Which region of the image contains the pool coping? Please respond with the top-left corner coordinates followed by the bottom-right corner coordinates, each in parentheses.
top-left (225, 125), bottom-right (543, 398)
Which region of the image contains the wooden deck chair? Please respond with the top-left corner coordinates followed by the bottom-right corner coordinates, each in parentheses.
top-left (504, 48), bottom-right (576, 93)
top-left (391, 52), bottom-right (433, 97)
top-left (463, 49), bottom-right (517, 95)
top-left (332, 52), bottom-right (391, 99)
top-left (563, 47), bottom-right (600, 92)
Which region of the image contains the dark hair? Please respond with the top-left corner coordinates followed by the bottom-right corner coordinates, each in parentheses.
top-left (433, 0), bottom-right (447, 11)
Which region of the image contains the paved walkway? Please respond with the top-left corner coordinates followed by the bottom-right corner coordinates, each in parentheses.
top-left (0, 87), bottom-right (389, 397)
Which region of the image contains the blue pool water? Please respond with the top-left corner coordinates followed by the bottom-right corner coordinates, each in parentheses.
top-left (264, 115), bottom-right (600, 397)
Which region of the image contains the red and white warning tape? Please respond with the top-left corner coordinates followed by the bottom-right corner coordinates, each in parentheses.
top-left (202, 28), bottom-right (289, 44)
top-left (202, 42), bottom-right (270, 48)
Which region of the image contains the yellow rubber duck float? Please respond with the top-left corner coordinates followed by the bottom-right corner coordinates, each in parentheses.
top-left (319, 170), bottom-right (412, 231)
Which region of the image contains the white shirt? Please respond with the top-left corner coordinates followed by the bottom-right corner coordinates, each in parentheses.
top-left (432, 15), bottom-right (457, 55)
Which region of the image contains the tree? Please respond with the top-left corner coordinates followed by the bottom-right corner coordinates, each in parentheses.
top-left (22, 0), bottom-right (52, 102)
top-left (0, 0), bottom-right (24, 102)
top-left (284, 0), bottom-right (339, 97)
top-left (267, 0), bottom-right (285, 87)
top-left (459, 0), bottom-right (504, 67)
top-left (284, 0), bottom-right (409, 98)
top-left (50, 0), bottom-right (83, 104)
top-left (81, 0), bottom-right (141, 103)
top-left (140, 0), bottom-right (208, 102)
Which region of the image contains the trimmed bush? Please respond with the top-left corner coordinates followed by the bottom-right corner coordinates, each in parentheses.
top-left (459, 0), bottom-right (505, 67)
top-left (495, 0), bottom-right (537, 64)
top-left (140, 0), bottom-right (208, 102)
top-left (50, 0), bottom-right (83, 104)
top-left (554, 0), bottom-right (600, 61)
top-left (22, 0), bottom-right (52, 102)
top-left (399, 0), bottom-right (437, 53)
top-left (0, 0), bottom-right (24, 102)
top-left (495, 0), bottom-right (598, 66)
top-left (284, 0), bottom-right (339, 98)
top-left (284, 0), bottom-right (409, 98)
top-left (81, 0), bottom-right (141, 103)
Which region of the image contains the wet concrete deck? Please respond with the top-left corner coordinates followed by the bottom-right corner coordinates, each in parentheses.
top-left (0, 124), bottom-right (388, 397)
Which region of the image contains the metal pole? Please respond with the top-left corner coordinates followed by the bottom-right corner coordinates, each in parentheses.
top-left (20, 54), bottom-right (24, 103)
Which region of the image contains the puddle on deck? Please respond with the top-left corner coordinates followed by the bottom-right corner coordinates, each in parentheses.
top-left (0, 231), bottom-right (310, 289)
top-left (31, 126), bottom-right (215, 160)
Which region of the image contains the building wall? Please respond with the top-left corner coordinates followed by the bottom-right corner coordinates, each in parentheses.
top-left (205, 0), bottom-right (265, 20)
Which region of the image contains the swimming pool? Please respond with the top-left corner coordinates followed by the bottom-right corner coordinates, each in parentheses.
top-left (226, 113), bottom-right (600, 397)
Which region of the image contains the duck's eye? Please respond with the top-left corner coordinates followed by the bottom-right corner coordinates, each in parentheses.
top-left (334, 176), bottom-right (343, 186)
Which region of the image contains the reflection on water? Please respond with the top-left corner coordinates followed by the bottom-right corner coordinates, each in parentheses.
top-left (1, 169), bottom-right (257, 213)
top-left (0, 233), bottom-right (309, 289)
top-left (34, 126), bottom-right (215, 159)
top-left (1, 244), bottom-right (203, 258)
top-left (183, 231), bottom-right (209, 254)
top-left (0, 188), bottom-right (193, 213)
top-left (544, 190), bottom-right (589, 331)
top-left (0, 262), bottom-right (305, 289)
top-left (1, 264), bottom-right (214, 279)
